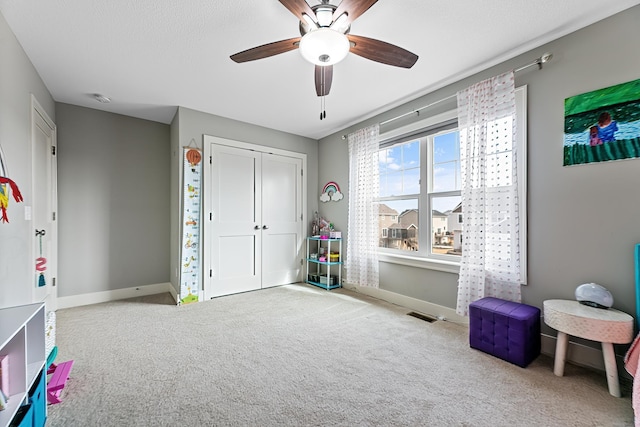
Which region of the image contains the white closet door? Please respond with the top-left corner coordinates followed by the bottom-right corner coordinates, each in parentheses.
top-left (209, 144), bottom-right (262, 297)
top-left (261, 153), bottom-right (302, 288)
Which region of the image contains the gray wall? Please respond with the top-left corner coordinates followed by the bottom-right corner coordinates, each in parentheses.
top-left (318, 6), bottom-right (640, 325)
top-left (169, 111), bottom-right (181, 293)
top-left (56, 103), bottom-right (171, 297)
top-left (0, 11), bottom-right (55, 308)
top-left (169, 107), bottom-right (319, 295)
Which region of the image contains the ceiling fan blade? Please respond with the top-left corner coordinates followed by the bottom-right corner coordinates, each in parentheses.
top-left (315, 65), bottom-right (333, 96)
top-left (333, 0), bottom-right (379, 24)
top-left (230, 37), bottom-right (301, 63)
top-left (278, 0), bottom-right (317, 23)
top-left (347, 34), bottom-right (418, 68)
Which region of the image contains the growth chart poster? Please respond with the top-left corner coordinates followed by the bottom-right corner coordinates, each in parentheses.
top-left (180, 147), bottom-right (202, 304)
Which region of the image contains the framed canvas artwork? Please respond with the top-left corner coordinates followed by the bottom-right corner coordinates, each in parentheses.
top-left (564, 78), bottom-right (640, 166)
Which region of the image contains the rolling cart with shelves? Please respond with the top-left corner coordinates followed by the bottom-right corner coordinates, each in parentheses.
top-left (306, 237), bottom-right (342, 290)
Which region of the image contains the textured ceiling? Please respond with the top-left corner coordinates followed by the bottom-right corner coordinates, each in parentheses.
top-left (1, 0), bottom-right (639, 140)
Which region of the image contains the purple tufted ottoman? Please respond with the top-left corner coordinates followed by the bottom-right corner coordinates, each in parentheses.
top-left (469, 297), bottom-right (541, 368)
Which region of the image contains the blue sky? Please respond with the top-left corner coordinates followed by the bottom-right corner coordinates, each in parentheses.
top-left (378, 130), bottom-right (460, 215)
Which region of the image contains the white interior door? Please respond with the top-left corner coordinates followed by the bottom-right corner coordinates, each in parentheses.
top-left (31, 97), bottom-right (57, 309)
top-left (261, 153), bottom-right (302, 288)
top-left (204, 137), bottom-right (305, 299)
top-left (209, 144), bottom-right (262, 297)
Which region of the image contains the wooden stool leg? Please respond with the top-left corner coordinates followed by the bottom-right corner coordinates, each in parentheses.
top-left (601, 342), bottom-right (621, 397)
top-left (553, 331), bottom-right (568, 376)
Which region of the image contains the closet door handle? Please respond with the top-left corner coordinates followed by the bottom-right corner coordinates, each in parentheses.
top-left (254, 225), bottom-right (260, 230)
top-left (262, 225), bottom-right (269, 230)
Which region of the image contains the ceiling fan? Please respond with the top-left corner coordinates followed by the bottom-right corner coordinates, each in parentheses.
top-left (230, 0), bottom-right (418, 101)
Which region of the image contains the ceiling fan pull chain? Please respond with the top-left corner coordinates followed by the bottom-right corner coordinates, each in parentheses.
top-left (319, 95), bottom-right (327, 120)
top-left (323, 98), bottom-right (326, 120)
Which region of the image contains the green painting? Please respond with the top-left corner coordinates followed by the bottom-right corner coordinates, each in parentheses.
top-left (564, 78), bottom-right (640, 166)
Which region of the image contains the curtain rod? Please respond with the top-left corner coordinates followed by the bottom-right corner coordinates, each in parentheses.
top-left (341, 52), bottom-right (553, 139)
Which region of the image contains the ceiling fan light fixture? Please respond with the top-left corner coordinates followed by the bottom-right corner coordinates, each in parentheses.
top-left (302, 13), bottom-right (318, 30)
top-left (315, 7), bottom-right (333, 27)
top-left (299, 28), bottom-right (350, 66)
top-left (329, 13), bottom-right (350, 33)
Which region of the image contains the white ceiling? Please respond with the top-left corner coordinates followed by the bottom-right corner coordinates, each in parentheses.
top-left (1, 0), bottom-right (639, 140)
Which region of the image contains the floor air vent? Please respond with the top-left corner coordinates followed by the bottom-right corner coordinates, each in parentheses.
top-left (407, 311), bottom-right (437, 323)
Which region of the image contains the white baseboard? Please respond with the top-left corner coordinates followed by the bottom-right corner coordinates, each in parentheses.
top-left (344, 283), bottom-right (629, 376)
top-left (168, 283), bottom-right (179, 304)
top-left (342, 283), bottom-right (468, 325)
top-left (56, 282), bottom-right (173, 309)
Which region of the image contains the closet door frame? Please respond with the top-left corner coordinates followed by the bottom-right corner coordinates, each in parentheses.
top-left (202, 135), bottom-right (307, 300)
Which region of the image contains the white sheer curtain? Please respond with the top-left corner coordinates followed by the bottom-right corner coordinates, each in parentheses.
top-left (456, 71), bottom-right (521, 316)
top-left (346, 124), bottom-right (380, 288)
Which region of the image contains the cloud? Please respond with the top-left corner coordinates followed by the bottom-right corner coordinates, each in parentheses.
top-left (379, 152), bottom-right (400, 170)
top-left (433, 167), bottom-right (446, 175)
top-left (321, 190), bottom-right (344, 202)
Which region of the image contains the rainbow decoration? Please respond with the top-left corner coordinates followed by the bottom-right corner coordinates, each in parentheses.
top-left (320, 181), bottom-right (343, 202)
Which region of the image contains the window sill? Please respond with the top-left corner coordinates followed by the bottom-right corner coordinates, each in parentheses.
top-left (378, 252), bottom-right (460, 274)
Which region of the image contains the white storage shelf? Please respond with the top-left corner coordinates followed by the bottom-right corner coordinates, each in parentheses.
top-left (306, 237), bottom-right (342, 290)
top-left (0, 303), bottom-right (46, 427)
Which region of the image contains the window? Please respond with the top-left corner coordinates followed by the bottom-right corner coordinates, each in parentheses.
top-left (376, 87), bottom-right (527, 274)
top-left (377, 125), bottom-right (461, 261)
top-left (378, 137), bottom-right (420, 253)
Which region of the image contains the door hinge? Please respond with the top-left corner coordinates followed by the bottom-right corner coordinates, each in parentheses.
top-left (210, 155), bottom-right (212, 164)
top-left (300, 259), bottom-right (303, 265)
top-left (51, 146), bottom-right (56, 156)
top-left (209, 212), bottom-right (212, 221)
top-left (52, 212), bottom-right (56, 221)
top-left (209, 269), bottom-right (212, 277)
top-left (301, 169), bottom-right (303, 176)
top-left (52, 277), bottom-right (56, 287)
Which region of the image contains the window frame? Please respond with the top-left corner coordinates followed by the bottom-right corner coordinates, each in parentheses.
top-left (376, 86), bottom-right (528, 282)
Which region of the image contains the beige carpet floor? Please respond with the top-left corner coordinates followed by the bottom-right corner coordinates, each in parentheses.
top-left (47, 284), bottom-right (634, 426)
